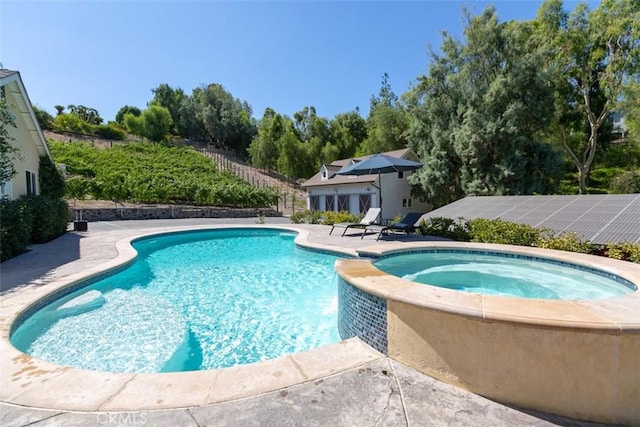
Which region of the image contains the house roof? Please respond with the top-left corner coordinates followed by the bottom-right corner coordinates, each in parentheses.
top-left (302, 148), bottom-right (415, 188)
top-left (424, 194), bottom-right (640, 245)
top-left (0, 69), bottom-right (51, 160)
top-left (0, 69), bottom-right (18, 80)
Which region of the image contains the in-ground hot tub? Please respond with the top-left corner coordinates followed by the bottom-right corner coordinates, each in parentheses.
top-left (336, 241), bottom-right (640, 425)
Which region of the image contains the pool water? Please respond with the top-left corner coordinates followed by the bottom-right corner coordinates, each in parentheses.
top-left (11, 229), bottom-right (342, 373)
top-left (374, 251), bottom-right (635, 300)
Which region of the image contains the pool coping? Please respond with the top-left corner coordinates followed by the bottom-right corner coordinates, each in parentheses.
top-left (346, 241), bottom-right (640, 332)
top-left (0, 225), bottom-right (373, 412)
top-left (1, 225), bottom-right (639, 412)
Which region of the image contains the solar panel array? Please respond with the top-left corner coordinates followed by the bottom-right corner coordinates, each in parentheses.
top-left (424, 194), bottom-right (640, 245)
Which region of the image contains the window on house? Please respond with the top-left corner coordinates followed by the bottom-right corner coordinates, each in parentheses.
top-left (398, 171), bottom-right (404, 179)
top-left (0, 179), bottom-right (12, 199)
top-left (337, 194), bottom-right (349, 212)
top-left (26, 171), bottom-right (37, 196)
top-left (359, 194), bottom-right (371, 214)
top-left (325, 194), bottom-right (335, 212)
top-left (310, 195), bottom-right (320, 212)
top-left (403, 198), bottom-right (413, 208)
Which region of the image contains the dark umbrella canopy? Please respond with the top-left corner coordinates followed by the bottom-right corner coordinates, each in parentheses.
top-left (336, 154), bottom-right (422, 219)
top-left (336, 154), bottom-right (423, 176)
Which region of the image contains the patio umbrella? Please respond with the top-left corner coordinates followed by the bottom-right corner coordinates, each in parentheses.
top-left (336, 153), bottom-right (422, 219)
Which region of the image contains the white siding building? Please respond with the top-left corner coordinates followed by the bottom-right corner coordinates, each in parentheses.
top-left (301, 148), bottom-right (430, 222)
top-left (0, 69), bottom-right (52, 199)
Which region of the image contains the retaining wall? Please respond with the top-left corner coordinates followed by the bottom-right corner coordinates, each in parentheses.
top-left (69, 206), bottom-right (280, 222)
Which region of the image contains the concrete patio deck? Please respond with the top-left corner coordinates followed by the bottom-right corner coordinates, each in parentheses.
top-left (0, 218), bottom-right (613, 426)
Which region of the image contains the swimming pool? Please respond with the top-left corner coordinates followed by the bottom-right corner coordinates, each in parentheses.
top-left (10, 228), bottom-right (342, 373)
top-left (373, 250), bottom-right (636, 299)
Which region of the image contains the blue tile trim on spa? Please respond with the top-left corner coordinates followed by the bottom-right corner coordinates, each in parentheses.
top-left (338, 277), bottom-right (387, 354)
top-left (371, 249), bottom-right (637, 291)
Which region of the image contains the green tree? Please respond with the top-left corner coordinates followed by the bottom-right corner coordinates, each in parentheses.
top-left (248, 108), bottom-right (286, 171)
top-left (0, 97), bottom-right (19, 185)
top-left (124, 106), bottom-right (173, 142)
top-left (406, 7), bottom-right (562, 207)
top-left (54, 105), bottom-right (65, 116)
top-left (620, 80), bottom-right (640, 144)
top-left (149, 84), bottom-right (186, 135)
top-left (194, 83), bottom-right (257, 154)
top-left (66, 104), bottom-right (103, 125)
top-left (292, 106), bottom-right (329, 170)
top-left (142, 105), bottom-right (173, 142)
top-left (328, 109), bottom-right (367, 160)
top-left (52, 113), bottom-right (94, 134)
top-left (535, 0), bottom-right (640, 193)
top-left (32, 105), bottom-right (54, 131)
top-left (115, 105), bottom-right (141, 124)
top-left (359, 73), bottom-right (409, 155)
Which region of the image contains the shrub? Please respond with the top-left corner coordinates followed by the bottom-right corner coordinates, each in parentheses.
top-left (609, 170), bottom-right (640, 194)
top-left (321, 210), bottom-right (357, 225)
top-left (39, 155), bottom-right (66, 199)
top-left (535, 231), bottom-right (592, 253)
top-left (605, 242), bottom-right (640, 264)
top-left (27, 195), bottom-right (69, 243)
top-left (468, 218), bottom-right (542, 246)
top-left (418, 216), bottom-right (470, 241)
top-left (0, 198), bottom-right (32, 262)
top-left (52, 113), bottom-right (94, 134)
top-left (290, 210), bottom-right (308, 224)
top-left (95, 122), bottom-right (127, 140)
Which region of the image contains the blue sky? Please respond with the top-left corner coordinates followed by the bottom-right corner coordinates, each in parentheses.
top-left (2, 1), bottom-right (597, 122)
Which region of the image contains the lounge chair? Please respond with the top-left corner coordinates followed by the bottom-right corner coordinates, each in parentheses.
top-left (361, 212), bottom-right (424, 241)
top-left (329, 208), bottom-right (381, 237)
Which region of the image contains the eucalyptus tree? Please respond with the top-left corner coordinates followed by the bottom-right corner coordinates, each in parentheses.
top-left (406, 7), bottom-right (562, 208)
top-left (535, 0), bottom-right (640, 193)
top-left (359, 73), bottom-right (409, 155)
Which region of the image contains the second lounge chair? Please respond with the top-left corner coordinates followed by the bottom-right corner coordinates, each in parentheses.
top-left (361, 212), bottom-right (424, 241)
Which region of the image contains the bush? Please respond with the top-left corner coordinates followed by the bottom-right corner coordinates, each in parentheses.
top-left (289, 210), bottom-right (333, 224)
top-left (39, 155), bottom-right (66, 199)
top-left (321, 210), bottom-right (357, 225)
top-left (52, 113), bottom-right (95, 135)
top-left (0, 198), bottom-right (32, 262)
top-left (604, 242), bottom-right (640, 264)
top-left (290, 211), bottom-right (308, 224)
top-left (609, 170), bottom-right (640, 194)
top-left (418, 216), bottom-right (470, 241)
top-left (0, 195), bottom-right (69, 262)
top-left (27, 196), bottom-right (69, 243)
top-left (95, 122), bottom-right (127, 140)
top-left (468, 218), bottom-right (542, 246)
top-left (535, 231), bottom-right (592, 253)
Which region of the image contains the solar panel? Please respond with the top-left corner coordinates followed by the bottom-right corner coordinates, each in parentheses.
top-left (426, 194), bottom-right (640, 244)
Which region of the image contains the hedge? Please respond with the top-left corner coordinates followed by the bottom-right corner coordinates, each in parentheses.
top-left (0, 195), bottom-right (69, 262)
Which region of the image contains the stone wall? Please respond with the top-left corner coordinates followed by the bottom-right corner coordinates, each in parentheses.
top-left (69, 206), bottom-right (280, 222)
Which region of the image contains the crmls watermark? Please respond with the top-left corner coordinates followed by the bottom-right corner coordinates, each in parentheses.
top-left (96, 412), bottom-right (148, 425)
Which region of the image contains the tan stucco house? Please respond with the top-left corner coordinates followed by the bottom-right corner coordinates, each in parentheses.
top-left (301, 148), bottom-right (431, 222)
top-left (0, 69), bottom-right (52, 199)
